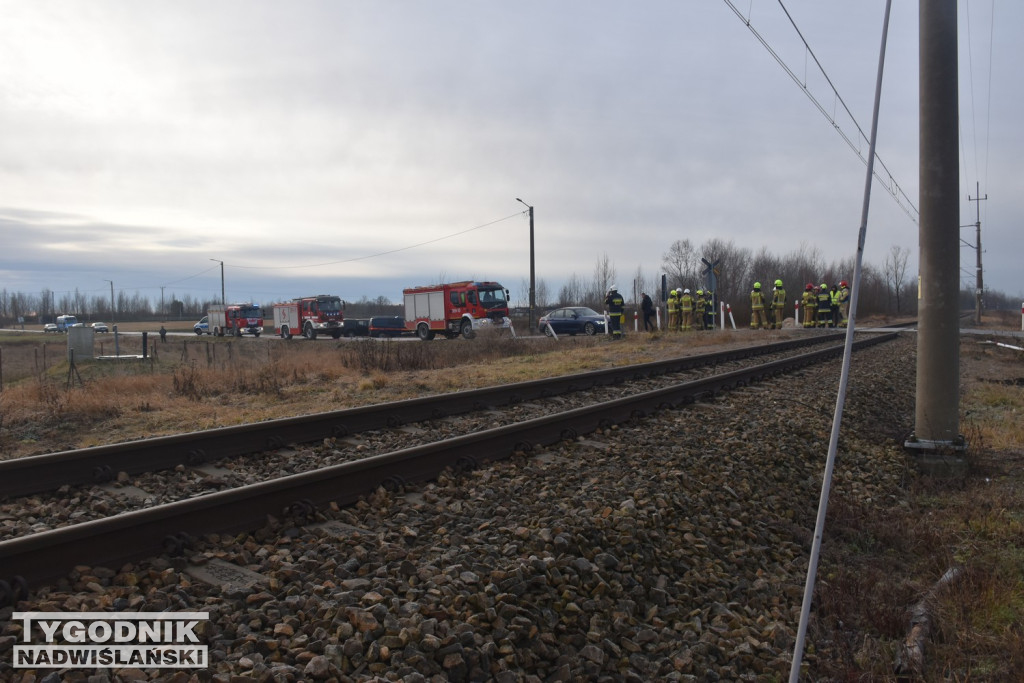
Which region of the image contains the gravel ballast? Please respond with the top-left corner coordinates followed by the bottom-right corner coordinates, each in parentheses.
top-left (1, 334), bottom-right (918, 682)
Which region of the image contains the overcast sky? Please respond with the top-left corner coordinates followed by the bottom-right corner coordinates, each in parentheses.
top-left (1, 1), bottom-right (1018, 311)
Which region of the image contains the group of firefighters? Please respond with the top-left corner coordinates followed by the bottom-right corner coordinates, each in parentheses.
top-left (750, 279), bottom-right (851, 330)
top-left (601, 278), bottom-right (850, 339)
top-left (665, 288), bottom-right (716, 332)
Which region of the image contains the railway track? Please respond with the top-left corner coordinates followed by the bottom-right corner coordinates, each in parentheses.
top-left (0, 332), bottom-right (849, 499)
top-left (0, 330), bottom-right (898, 598)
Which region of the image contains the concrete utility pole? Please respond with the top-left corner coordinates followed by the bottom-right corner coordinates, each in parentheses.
top-left (968, 182), bottom-right (987, 326)
top-left (104, 280), bottom-right (115, 326)
top-left (210, 259), bottom-right (225, 305)
top-left (515, 199), bottom-right (536, 334)
top-left (911, 0), bottom-right (962, 449)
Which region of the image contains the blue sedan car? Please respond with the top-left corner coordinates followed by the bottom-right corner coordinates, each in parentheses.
top-left (539, 307), bottom-right (607, 337)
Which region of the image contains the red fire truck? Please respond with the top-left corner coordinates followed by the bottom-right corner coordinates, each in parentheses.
top-left (208, 303), bottom-right (264, 337)
top-left (271, 295), bottom-right (346, 340)
top-left (404, 281), bottom-right (511, 340)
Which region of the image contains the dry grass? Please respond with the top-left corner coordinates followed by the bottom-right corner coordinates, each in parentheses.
top-left (0, 329), bottom-right (740, 458)
top-left (808, 336), bottom-right (1024, 681)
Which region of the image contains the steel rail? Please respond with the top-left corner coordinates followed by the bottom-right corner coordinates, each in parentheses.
top-left (0, 332), bottom-right (897, 590)
top-left (0, 332), bottom-right (846, 498)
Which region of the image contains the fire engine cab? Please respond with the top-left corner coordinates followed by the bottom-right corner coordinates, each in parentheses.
top-left (404, 281), bottom-right (511, 340)
top-left (208, 303), bottom-right (263, 337)
top-left (272, 295), bottom-right (345, 340)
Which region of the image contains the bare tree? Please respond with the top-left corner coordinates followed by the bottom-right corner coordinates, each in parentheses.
top-left (590, 253), bottom-right (617, 305)
top-left (558, 274), bottom-right (586, 307)
top-left (661, 239), bottom-right (698, 290)
top-left (884, 244), bottom-right (910, 313)
top-left (535, 278), bottom-right (550, 309)
top-left (699, 238), bottom-right (751, 319)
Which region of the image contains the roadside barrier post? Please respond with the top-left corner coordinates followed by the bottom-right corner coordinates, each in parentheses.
top-left (795, 300), bottom-right (800, 327)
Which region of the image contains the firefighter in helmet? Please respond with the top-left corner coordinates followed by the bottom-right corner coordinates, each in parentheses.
top-left (750, 282), bottom-right (768, 329)
top-left (838, 280), bottom-right (851, 327)
top-left (694, 289), bottom-right (706, 330)
top-left (704, 290), bottom-right (715, 330)
top-left (801, 283), bottom-right (817, 328)
top-left (605, 285), bottom-right (625, 339)
top-left (680, 288), bottom-right (695, 331)
top-left (667, 288), bottom-right (679, 333)
top-left (816, 283), bottom-right (832, 327)
top-left (771, 279), bottom-right (787, 329)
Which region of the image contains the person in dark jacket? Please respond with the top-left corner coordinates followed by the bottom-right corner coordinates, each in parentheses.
top-left (640, 292), bottom-right (655, 332)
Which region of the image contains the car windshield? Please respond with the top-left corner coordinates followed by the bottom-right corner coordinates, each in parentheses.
top-left (238, 305), bottom-right (261, 317)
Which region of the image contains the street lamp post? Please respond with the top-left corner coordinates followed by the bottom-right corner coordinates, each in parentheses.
top-left (210, 259), bottom-right (225, 304)
top-left (516, 198), bottom-right (535, 334)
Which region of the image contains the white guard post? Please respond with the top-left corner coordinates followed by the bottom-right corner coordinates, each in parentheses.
top-left (795, 300), bottom-right (800, 327)
top-left (656, 307), bottom-right (662, 330)
top-left (604, 312), bottom-right (610, 335)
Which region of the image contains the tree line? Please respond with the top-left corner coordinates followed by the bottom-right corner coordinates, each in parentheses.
top-left (1, 239), bottom-right (1014, 326)
top-left (516, 239), bottom-right (1015, 322)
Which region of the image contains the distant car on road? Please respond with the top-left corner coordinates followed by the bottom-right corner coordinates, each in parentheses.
top-left (340, 319), bottom-right (370, 338)
top-left (43, 323), bottom-right (58, 333)
top-left (194, 316), bottom-right (209, 335)
top-left (369, 316), bottom-right (407, 338)
top-left (538, 307), bottom-right (607, 337)
top-left (91, 322), bottom-right (109, 333)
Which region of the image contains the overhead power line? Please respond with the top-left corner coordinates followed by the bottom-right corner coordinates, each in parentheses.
top-left (723, 0), bottom-right (919, 224)
top-left (228, 211), bottom-right (524, 271)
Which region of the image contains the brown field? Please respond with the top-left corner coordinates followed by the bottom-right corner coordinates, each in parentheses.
top-left (0, 315), bottom-right (1022, 677)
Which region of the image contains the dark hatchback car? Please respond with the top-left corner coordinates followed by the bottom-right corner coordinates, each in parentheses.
top-left (538, 307), bottom-right (607, 336)
top-left (340, 319), bottom-right (370, 337)
top-left (369, 316), bottom-right (407, 338)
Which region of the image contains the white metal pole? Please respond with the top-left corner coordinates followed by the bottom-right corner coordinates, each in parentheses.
top-left (790, 2), bottom-right (892, 678)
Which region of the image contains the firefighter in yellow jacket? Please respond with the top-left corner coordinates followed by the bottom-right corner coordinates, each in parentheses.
top-left (801, 283), bottom-right (817, 328)
top-left (667, 288), bottom-right (679, 332)
top-left (750, 282), bottom-right (768, 329)
top-left (695, 290), bottom-right (706, 330)
top-left (837, 280), bottom-right (851, 327)
top-left (816, 283), bottom-right (832, 327)
top-left (770, 279), bottom-right (787, 329)
top-left (680, 288), bottom-right (695, 331)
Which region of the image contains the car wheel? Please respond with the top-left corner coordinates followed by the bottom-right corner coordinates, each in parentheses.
top-left (304, 324), bottom-right (317, 340)
top-left (417, 323), bottom-right (434, 341)
top-left (195, 328), bottom-right (203, 335)
top-left (543, 324), bottom-right (554, 337)
top-left (461, 319), bottom-right (475, 339)
top-left (583, 322), bottom-right (597, 335)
